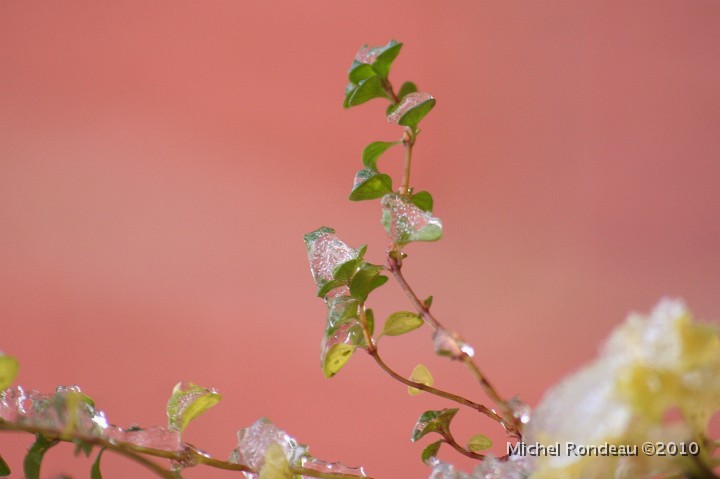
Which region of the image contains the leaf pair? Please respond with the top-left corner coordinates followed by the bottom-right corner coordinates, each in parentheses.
top-left (344, 40), bottom-right (402, 108)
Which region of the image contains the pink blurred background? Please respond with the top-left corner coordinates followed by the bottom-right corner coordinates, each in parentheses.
top-left (1, 2), bottom-right (719, 478)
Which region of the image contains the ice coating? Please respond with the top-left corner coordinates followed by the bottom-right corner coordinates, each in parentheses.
top-left (325, 295), bottom-right (359, 336)
top-left (433, 329), bottom-right (475, 359)
top-left (381, 194), bottom-right (442, 245)
top-left (0, 385), bottom-right (182, 451)
top-left (321, 321), bottom-right (364, 364)
top-left (304, 227), bottom-right (358, 287)
top-left (353, 168), bottom-right (374, 187)
top-left (229, 417), bottom-right (308, 476)
top-left (166, 381), bottom-right (220, 432)
top-left (507, 397), bottom-right (531, 425)
top-left (354, 45), bottom-right (383, 65)
top-left (387, 92), bottom-right (434, 124)
top-left (301, 458), bottom-right (368, 478)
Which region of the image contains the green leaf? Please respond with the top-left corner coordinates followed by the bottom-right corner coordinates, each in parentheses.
top-left (411, 191), bottom-right (433, 212)
top-left (408, 364), bottom-right (433, 395)
top-left (372, 40), bottom-right (403, 79)
top-left (91, 449), bottom-right (105, 479)
top-left (365, 308), bottom-right (375, 337)
top-left (316, 279), bottom-right (345, 298)
top-left (167, 382), bottom-right (222, 433)
top-left (467, 434), bottom-right (493, 452)
top-left (349, 268), bottom-right (388, 302)
top-left (0, 355), bottom-right (19, 390)
top-left (423, 296), bottom-right (433, 308)
top-left (0, 454), bottom-right (10, 476)
top-left (382, 311), bottom-right (423, 337)
top-left (325, 296), bottom-right (360, 337)
top-left (362, 141), bottom-right (399, 172)
top-left (24, 435), bottom-right (59, 479)
top-left (349, 169), bottom-right (393, 201)
top-left (322, 343), bottom-right (356, 378)
top-left (387, 93), bottom-right (436, 130)
top-left (421, 440), bottom-right (443, 465)
top-left (399, 97), bottom-right (436, 129)
top-left (411, 408), bottom-right (459, 442)
top-left (73, 440), bottom-right (93, 457)
top-left (343, 83), bottom-right (358, 109)
top-left (348, 62), bottom-right (377, 84)
top-left (397, 81), bottom-right (418, 99)
top-left (348, 76), bottom-right (388, 107)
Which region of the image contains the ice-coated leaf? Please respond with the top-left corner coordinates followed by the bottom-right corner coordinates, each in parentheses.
top-left (324, 295), bottom-right (360, 337)
top-left (408, 364), bottom-right (433, 395)
top-left (381, 194), bottom-right (442, 245)
top-left (387, 92), bottom-right (436, 130)
top-left (421, 440), bottom-right (442, 465)
top-left (433, 329), bottom-right (475, 359)
top-left (259, 442), bottom-right (292, 479)
top-left (0, 454), bottom-right (10, 476)
top-left (382, 311), bottom-right (423, 337)
top-left (348, 76), bottom-right (388, 107)
top-left (349, 169), bottom-right (393, 201)
top-left (24, 435), bottom-right (59, 479)
top-left (354, 40), bottom-right (402, 79)
top-left (0, 355), bottom-right (19, 390)
top-left (316, 279), bottom-right (345, 298)
top-left (348, 62), bottom-right (376, 84)
top-left (166, 381), bottom-right (221, 433)
top-left (397, 81), bottom-right (418, 99)
top-left (411, 191), bottom-right (433, 212)
top-left (411, 408), bottom-right (459, 442)
top-left (304, 227), bottom-right (359, 295)
top-left (343, 83), bottom-right (358, 109)
top-left (362, 141), bottom-right (399, 172)
top-left (467, 434), bottom-right (493, 451)
top-left (349, 268), bottom-right (388, 302)
top-left (229, 418), bottom-right (308, 473)
top-left (322, 343), bottom-right (356, 378)
top-left (90, 449), bottom-right (105, 479)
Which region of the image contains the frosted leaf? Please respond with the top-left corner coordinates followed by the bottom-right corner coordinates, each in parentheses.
top-left (353, 168), bottom-right (374, 187)
top-left (325, 295), bottom-right (359, 336)
top-left (507, 397), bottom-right (530, 425)
top-left (381, 194), bottom-right (442, 245)
top-left (433, 329), bottom-right (474, 359)
top-left (304, 227), bottom-right (358, 288)
top-left (387, 92), bottom-right (434, 125)
top-left (229, 418), bottom-right (308, 477)
top-left (301, 458), bottom-right (368, 478)
top-left (104, 425), bottom-right (182, 451)
top-left (166, 381), bottom-right (221, 433)
top-left (354, 45), bottom-right (383, 65)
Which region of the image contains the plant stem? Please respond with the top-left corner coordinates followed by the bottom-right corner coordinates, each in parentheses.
top-left (440, 432), bottom-right (485, 461)
top-left (401, 128), bottom-right (415, 195)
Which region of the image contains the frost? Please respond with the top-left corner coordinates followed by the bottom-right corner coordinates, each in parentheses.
top-left (381, 194), bottom-right (442, 245)
top-left (304, 227), bottom-right (358, 290)
top-left (387, 92), bottom-right (434, 125)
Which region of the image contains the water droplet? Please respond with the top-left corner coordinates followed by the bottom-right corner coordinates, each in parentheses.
top-left (387, 92), bottom-right (434, 125)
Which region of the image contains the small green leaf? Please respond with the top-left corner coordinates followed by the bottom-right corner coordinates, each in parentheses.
top-left (91, 449), bottom-right (105, 479)
top-left (372, 40), bottom-right (403, 79)
top-left (0, 355), bottom-right (19, 390)
top-left (349, 169), bottom-right (393, 201)
top-left (73, 440), bottom-right (93, 457)
top-left (411, 408), bottom-right (459, 442)
top-left (382, 311), bottom-right (423, 336)
top-left (167, 382), bottom-right (222, 433)
top-left (343, 83), bottom-right (357, 109)
top-left (349, 268), bottom-right (388, 302)
top-left (411, 191), bottom-right (433, 212)
top-left (365, 308), bottom-right (375, 337)
top-left (323, 343), bottom-right (356, 378)
top-left (348, 62), bottom-right (376, 84)
top-left (387, 93), bottom-right (436, 130)
top-left (348, 76), bottom-right (388, 107)
top-left (24, 435), bottom-right (59, 479)
top-left (333, 258), bottom-right (360, 282)
top-left (421, 440), bottom-right (443, 465)
top-left (316, 279), bottom-right (345, 298)
top-left (398, 97), bottom-right (436, 130)
top-left (467, 434), bottom-right (493, 452)
top-left (362, 141), bottom-right (399, 172)
top-left (0, 454), bottom-right (10, 476)
top-left (408, 364), bottom-right (433, 395)
top-left (397, 81), bottom-right (418, 99)
top-left (423, 296), bottom-right (433, 308)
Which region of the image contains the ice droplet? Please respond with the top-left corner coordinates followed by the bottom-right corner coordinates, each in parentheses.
top-left (387, 92), bottom-right (434, 125)
top-left (381, 194), bottom-right (442, 245)
top-left (507, 397), bottom-right (531, 425)
top-left (354, 45), bottom-right (383, 65)
top-left (304, 227), bottom-right (358, 287)
top-left (229, 418), bottom-right (308, 477)
top-left (433, 329), bottom-right (475, 359)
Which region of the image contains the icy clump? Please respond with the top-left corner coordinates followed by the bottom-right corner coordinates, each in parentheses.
top-left (381, 194), bottom-right (442, 245)
top-left (229, 418), bottom-right (308, 476)
top-left (304, 227), bottom-right (358, 289)
top-left (387, 92), bottom-right (434, 124)
top-left (433, 329), bottom-right (474, 359)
